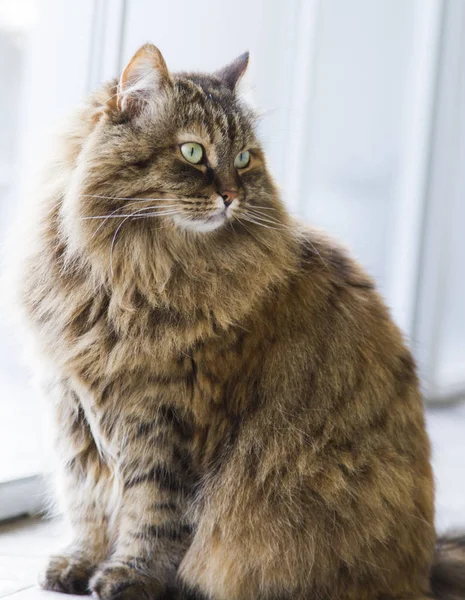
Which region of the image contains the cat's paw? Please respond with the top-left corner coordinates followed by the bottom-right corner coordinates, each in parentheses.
top-left (90, 563), bottom-right (168, 600)
top-left (40, 552), bottom-right (96, 595)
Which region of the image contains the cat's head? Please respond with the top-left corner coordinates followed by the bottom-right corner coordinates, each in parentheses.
top-left (65, 43), bottom-right (284, 254)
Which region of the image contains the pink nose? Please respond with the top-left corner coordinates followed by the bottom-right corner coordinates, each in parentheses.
top-left (220, 190), bottom-right (238, 207)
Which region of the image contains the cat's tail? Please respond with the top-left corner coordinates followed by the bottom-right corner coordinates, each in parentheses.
top-left (431, 535), bottom-right (465, 599)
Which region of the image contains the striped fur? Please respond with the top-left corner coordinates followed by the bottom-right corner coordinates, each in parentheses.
top-left (16, 44), bottom-right (463, 600)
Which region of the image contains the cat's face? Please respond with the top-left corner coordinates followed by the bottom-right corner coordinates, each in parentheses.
top-left (73, 44), bottom-right (279, 241)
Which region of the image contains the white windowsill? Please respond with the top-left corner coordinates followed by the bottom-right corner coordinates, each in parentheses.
top-left (0, 516), bottom-right (74, 599)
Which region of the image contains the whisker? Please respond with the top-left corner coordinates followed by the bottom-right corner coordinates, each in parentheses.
top-left (81, 194), bottom-right (177, 202)
top-left (300, 237), bottom-right (330, 270)
top-left (244, 211), bottom-right (329, 269)
top-left (247, 205), bottom-right (282, 216)
top-left (110, 214), bottom-right (133, 278)
top-left (132, 211), bottom-right (180, 219)
top-left (109, 206), bottom-right (180, 276)
top-left (244, 209), bottom-right (287, 228)
top-left (83, 207), bottom-right (178, 219)
top-left (241, 220), bottom-right (279, 232)
top-left (247, 204), bottom-right (279, 212)
top-left (88, 201), bottom-right (178, 240)
top-left (237, 213), bottom-right (284, 231)
top-left (90, 201), bottom-right (146, 240)
top-left (235, 217), bottom-right (264, 245)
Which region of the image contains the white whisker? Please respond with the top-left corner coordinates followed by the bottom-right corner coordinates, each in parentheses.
top-left (237, 213), bottom-right (284, 231)
top-left (83, 207), bottom-right (178, 219)
top-left (247, 204), bottom-right (279, 212)
top-left (87, 201), bottom-right (178, 240)
top-left (81, 194), bottom-right (177, 203)
top-left (132, 211), bottom-right (179, 218)
top-left (110, 214), bottom-right (133, 278)
top-left (244, 209), bottom-right (328, 267)
top-left (245, 210), bottom-right (287, 228)
top-left (109, 206), bottom-right (179, 277)
top-left (235, 217), bottom-right (264, 245)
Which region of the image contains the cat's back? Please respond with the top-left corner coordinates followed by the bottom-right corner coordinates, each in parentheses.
top-left (255, 224), bottom-right (432, 473)
top-left (269, 225), bottom-right (409, 382)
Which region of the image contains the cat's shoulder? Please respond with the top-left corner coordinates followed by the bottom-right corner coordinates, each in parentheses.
top-left (294, 224), bottom-right (375, 294)
top-left (282, 224), bottom-right (408, 368)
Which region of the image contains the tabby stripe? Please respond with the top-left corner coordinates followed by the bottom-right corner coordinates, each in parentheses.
top-left (151, 502), bottom-right (178, 511)
top-left (127, 408), bottom-right (193, 442)
top-left (132, 421), bottom-right (157, 438)
top-left (147, 374), bottom-right (188, 385)
top-left (100, 410), bottom-right (118, 437)
top-left (119, 557), bottom-right (149, 570)
top-left (124, 465), bottom-right (187, 492)
top-left (350, 280), bottom-right (374, 290)
top-left (172, 446), bottom-right (195, 481)
top-left (158, 404), bottom-right (194, 439)
top-left (227, 112), bottom-right (237, 143)
top-left (131, 523), bottom-right (193, 542)
top-left (214, 111), bottom-right (229, 142)
top-left (108, 581), bottom-right (135, 597)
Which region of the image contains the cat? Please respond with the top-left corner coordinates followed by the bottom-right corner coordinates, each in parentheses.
top-left (17, 43), bottom-right (465, 600)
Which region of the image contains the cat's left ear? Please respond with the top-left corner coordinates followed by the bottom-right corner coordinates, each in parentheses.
top-left (215, 52), bottom-right (249, 91)
top-left (117, 43), bottom-right (172, 115)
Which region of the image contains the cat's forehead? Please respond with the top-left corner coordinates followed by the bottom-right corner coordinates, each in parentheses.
top-left (171, 73), bottom-right (256, 164)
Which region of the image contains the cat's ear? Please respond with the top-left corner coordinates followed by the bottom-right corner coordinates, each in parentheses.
top-left (117, 43), bottom-right (172, 115)
top-left (215, 52), bottom-right (249, 91)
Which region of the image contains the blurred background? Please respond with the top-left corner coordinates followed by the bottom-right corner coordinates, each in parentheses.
top-left (0, 0), bottom-right (463, 527)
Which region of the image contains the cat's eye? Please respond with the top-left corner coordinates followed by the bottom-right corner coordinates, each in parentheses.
top-left (180, 142), bottom-right (204, 165)
top-left (234, 150), bottom-right (251, 169)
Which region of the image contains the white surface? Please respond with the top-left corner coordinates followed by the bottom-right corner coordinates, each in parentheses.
top-left (0, 518), bottom-right (74, 599)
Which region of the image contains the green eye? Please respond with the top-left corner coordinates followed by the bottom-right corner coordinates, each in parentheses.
top-left (234, 150), bottom-right (250, 169)
top-left (180, 142), bottom-right (204, 164)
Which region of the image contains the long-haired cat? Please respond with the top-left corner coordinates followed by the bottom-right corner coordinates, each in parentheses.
top-left (18, 43), bottom-right (465, 600)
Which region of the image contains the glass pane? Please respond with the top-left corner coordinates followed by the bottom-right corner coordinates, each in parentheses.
top-left (0, 0), bottom-right (47, 482)
top-left (436, 176), bottom-right (465, 390)
top-left (301, 0), bottom-right (415, 298)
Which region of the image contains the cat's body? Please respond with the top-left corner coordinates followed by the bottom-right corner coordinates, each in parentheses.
top-left (18, 45), bottom-right (464, 600)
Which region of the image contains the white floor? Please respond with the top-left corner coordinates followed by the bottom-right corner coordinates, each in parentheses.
top-left (0, 403), bottom-right (464, 599)
top-left (0, 518), bottom-right (74, 599)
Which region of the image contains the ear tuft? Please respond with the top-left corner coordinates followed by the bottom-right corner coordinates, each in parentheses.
top-left (117, 43), bottom-right (171, 115)
top-left (215, 52), bottom-right (249, 91)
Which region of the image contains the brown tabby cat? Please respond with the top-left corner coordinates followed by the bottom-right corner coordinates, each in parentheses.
top-left (18, 43), bottom-right (465, 600)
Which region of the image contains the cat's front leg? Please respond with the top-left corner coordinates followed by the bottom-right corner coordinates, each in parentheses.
top-left (41, 382), bottom-right (112, 595)
top-left (89, 401), bottom-right (197, 600)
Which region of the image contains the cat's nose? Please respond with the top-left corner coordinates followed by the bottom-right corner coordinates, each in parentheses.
top-left (220, 190), bottom-right (238, 207)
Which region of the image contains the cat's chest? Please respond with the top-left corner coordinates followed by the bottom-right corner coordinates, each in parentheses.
top-left (40, 276), bottom-right (260, 429)
top-left (70, 299), bottom-right (254, 411)
top-left (148, 328), bottom-right (254, 424)
top-left (67, 330), bottom-right (254, 473)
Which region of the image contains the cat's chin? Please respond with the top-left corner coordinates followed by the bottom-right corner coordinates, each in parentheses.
top-left (171, 212), bottom-right (227, 233)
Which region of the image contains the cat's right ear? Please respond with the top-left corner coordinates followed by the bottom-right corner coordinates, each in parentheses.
top-left (116, 43), bottom-right (172, 116)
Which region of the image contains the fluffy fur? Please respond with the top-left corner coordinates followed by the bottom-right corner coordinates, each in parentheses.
top-left (17, 44), bottom-right (465, 600)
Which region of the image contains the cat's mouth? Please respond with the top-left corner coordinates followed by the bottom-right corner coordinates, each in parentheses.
top-left (172, 196), bottom-right (238, 233)
top-left (205, 212), bottom-right (227, 225)
top-left (172, 209), bottom-right (227, 233)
